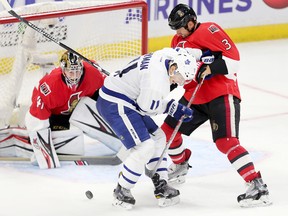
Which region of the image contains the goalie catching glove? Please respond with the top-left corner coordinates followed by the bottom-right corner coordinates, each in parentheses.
top-left (165, 99), bottom-right (193, 122)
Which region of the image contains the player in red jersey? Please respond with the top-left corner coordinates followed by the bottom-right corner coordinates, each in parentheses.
top-left (25, 51), bottom-right (121, 168)
top-left (28, 51), bottom-right (104, 123)
top-left (161, 4), bottom-right (271, 207)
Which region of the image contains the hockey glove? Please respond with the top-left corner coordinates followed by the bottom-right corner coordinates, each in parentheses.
top-left (170, 83), bottom-right (178, 92)
top-left (195, 50), bottom-right (229, 83)
top-left (200, 50), bottom-right (222, 64)
top-left (166, 100), bottom-right (193, 122)
top-left (201, 50), bottom-right (215, 64)
top-left (195, 61), bottom-right (208, 83)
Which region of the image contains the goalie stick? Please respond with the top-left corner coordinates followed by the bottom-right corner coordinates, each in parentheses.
top-left (146, 76), bottom-right (206, 178)
top-left (0, 0), bottom-right (110, 76)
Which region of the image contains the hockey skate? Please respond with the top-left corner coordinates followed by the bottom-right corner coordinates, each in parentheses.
top-left (152, 173), bottom-right (180, 207)
top-left (237, 172), bottom-right (272, 208)
top-left (168, 160), bottom-right (191, 184)
top-left (112, 184), bottom-right (136, 210)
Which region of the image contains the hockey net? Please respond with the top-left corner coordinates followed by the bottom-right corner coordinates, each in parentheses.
top-left (0, 0), bottom-right (148, 128)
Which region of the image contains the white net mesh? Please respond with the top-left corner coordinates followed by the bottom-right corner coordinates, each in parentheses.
top-left (0, 0), bottom-right (147, 127)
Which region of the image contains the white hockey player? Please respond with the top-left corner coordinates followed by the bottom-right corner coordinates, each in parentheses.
top-left (96, 47), bottom-right (197, 209)
top-left (24, 51), bottom-right (122, 168)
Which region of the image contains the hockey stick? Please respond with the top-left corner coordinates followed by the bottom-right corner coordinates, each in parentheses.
top-left (0, 155), bottom-right (122, 165)
top-left (0, 0), bottom-right (110, 76)
top-left (146, 76), bottom-right (206, 178)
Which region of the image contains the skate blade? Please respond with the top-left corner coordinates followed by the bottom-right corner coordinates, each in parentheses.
top-left (239, 195), bottom-right (272, 208)
top-left (112, 198), bottom-right (134, 210)
top-left (158, 196), bottom-right (180, 207)
top-left (168, 175), bottom-right (186, 185)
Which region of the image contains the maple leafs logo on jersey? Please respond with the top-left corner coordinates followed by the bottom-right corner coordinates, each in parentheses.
top-left (185, 59), bottom-right (191, 65)
top-left (40, 82), bottom-right (51, 96)
top-left (61, 92), bottom-right (82, 115)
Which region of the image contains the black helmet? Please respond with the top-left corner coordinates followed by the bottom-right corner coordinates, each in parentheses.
top-left (168, 4), bottom-right (197, 30)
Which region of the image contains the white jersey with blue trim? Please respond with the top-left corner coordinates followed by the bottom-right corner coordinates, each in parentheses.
top-left (100, 48), bottom-right (179, 116)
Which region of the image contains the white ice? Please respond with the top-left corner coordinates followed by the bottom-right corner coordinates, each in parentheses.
top-left (1, 39), bottom-right (288, 216)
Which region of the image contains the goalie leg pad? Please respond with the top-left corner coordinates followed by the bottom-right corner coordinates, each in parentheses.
top-left (70, 97), bottom-right (122, 153)
top-left (29, 128), bottom-right (60, 169)
top-left (0, 127), bottom-right (32, 158)
top-left (51, 126), bottom-right (84, 155)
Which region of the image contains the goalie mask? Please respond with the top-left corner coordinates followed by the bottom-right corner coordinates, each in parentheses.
top-left (60, 51), bottom-right (83, 87)
top-left (169, 52), bottom-right (197, 86)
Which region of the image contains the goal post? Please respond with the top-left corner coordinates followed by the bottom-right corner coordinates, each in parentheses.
top-left (0, 0), bottom-right (148, 128)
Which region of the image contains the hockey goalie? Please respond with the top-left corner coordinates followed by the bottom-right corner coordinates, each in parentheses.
top-left (0, 51), bottom-right (123, 169)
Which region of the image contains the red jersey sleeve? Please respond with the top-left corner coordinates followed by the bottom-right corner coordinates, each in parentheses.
top-left (29, 80), bottom-right (54, 120)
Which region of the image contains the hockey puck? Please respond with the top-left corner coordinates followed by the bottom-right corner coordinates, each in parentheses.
top-left (85, 190), bottom-right (93, 199)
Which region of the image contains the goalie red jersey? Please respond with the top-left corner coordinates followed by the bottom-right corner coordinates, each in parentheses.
top-left (171, 22), bottom-right (241, 104)
top-left (29, 61), bottom-right (105, 120)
